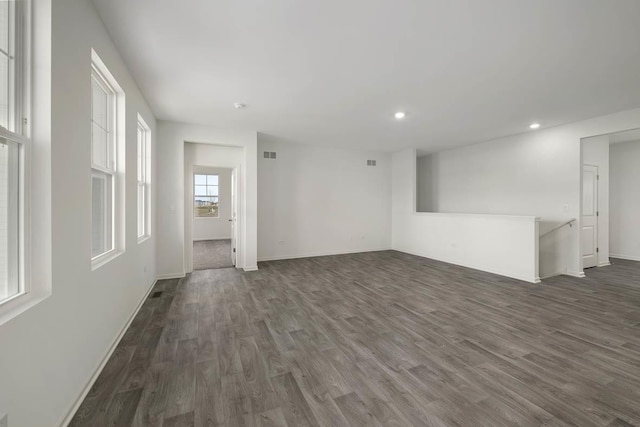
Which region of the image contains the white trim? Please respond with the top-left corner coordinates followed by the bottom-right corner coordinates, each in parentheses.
top-left (597, 261), bottom-right (611, 267)
top-left (90, 248), bottom-right (123, 271)
top-left (243, 266), bottom-right (259, 272)
top-left (566, 271), bottom-right (586, 278)
top-left (193, 237), bottom-right (232, 242)
top-left (58, 279), bottom-right (158, 427)
top-left (156, 272), bottom-right (186, 280)
top-left (610, 254), bottom-right (640, 262)
top-left (258, 248), bottom-right (392, 263)
top-left (395, 249), bottom-right (541, 284)
top-left (412, 211), bottom-right (540, 222)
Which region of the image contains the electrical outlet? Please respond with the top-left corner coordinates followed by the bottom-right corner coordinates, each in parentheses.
top-left (0, 413), bottom-right (8, 427)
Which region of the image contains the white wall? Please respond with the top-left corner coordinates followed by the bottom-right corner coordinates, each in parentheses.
top-left (394, 149), bottom-right (540, 283)
top-left (190, 166), bottom-right (232, 241)
top-left (408, 109), bottom-right (640, 278)
top-left (416, 154), bottom-right (437, 212)
top-left (157, 122), bottom-right (257, 276)
top-left (0, 1), bottom-right (157, 426)
top-left (257, 135), bottom-right (392, 261)
top-left (610, 140), bottom-right (640, 260)
top-left (582, 135), bottom-right (610, 267)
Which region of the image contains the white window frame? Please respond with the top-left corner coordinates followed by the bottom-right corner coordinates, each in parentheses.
top-left (137, 113), bottom-right (150, 242)
top-left (0, 0), bottom-right (30, 318)
top-left (90, 49), bottom-right (125, 270)
top-left (194, 173), bottom-right (220, 219)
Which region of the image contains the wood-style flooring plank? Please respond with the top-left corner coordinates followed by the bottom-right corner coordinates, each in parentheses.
top-left (70, 253), bottom-right (640, 426)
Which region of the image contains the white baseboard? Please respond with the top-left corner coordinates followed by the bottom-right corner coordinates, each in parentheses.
top-left (394, 249), bottom-right (539, 284)
top-left (156, 272), bottom-right (186, 280)
top-left (257, 248), bottom-right (391, 263)
top-left (58, 278), bottom-right (158, 427)
top-left (598, 261), bottom-right (611, 267)
top-left (610, 254), bottom-right (640, 262)
top-left (243, 266), bottom-right (259, 272)
top-left (566, 271), bottom-right (586, 278)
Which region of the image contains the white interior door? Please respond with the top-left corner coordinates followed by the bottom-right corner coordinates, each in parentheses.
top-left (582, 164), bottom-right (599, 269)
top-left (230, 168), bottom-right (237, 267)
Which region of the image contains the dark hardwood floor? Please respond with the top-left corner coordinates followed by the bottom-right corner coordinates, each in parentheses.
top-left (70, 252), bottom-right (640, 426)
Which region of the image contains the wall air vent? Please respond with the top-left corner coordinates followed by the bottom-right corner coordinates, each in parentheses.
top-left (263, 151), bottom-right (277, 159)
top-left (367, 160), bottom-right (377, 166)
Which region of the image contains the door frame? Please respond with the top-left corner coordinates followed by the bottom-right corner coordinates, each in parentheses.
top-left (185, 163), bottom-right (241, 274)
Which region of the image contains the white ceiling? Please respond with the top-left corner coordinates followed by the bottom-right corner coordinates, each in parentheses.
top-left (92, 0), bottom-right (640, 152)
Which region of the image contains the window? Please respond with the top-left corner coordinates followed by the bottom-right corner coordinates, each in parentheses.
top-left (194, 174), bottom-right (219, 218)
top-left (0, 0), bottom-right (26, 306)
top-left (91, 50), bottom-right (124, 267)
top-left (137, 114), bottom-right (150, 241)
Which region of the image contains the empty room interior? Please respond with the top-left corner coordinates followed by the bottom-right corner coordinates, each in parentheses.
top-left (2, 1), bottom-right (640, 426)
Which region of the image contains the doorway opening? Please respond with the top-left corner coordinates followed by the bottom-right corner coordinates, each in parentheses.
top-left (581, 128), bottom-right (640, 271)
top-left (191, 167), bottom-right (237, 270)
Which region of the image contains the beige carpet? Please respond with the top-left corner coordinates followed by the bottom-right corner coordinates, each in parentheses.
top-left (193, 239), bottom-right (233, 270)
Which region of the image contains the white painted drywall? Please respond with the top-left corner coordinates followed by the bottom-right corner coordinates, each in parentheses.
top-left (416, 154), bottom-right (437, 212)
top-left (408, 109), bottom-right (640, 277)
top-left (610, 140), bottom-right (640, 260)
top-left (257, 135), bottom-right (391, 261)
top-left (582, 135), bottom-right (610, 267)
top-left (190, 166), bottom-right (232, 241)
top-left (156, 122), bottom-right (257, 275)
top-left (394, 149), bottom-right (540, 283)
top-left (0, 1), bottom-right (157, 426)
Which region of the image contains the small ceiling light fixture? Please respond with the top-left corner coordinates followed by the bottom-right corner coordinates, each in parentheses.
top-left (233, 103), bottom-right (246, 109)
top-left (394, 111), bottom-right (406, 119)
top-left (529, 123), bottom-right (540, 129)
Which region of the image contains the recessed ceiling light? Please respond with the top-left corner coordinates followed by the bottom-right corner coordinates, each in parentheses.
top-left (395, 112), bottom-right (406, 119)
top-left (233, 103), bottom-right (246, 109)
top-left (529, 123), bottom-right (540, 129)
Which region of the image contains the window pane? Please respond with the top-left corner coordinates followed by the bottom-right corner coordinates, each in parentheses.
top-left (137, 128), bottom-right (142, 182)
top-left (0, 1), bottom-right (8, 54)
top-left (207, 185), bottom-right (218, 196)
top-left (137, 183), bottom-right (144, 238)
top-left (194, 185), bottom-right (207, 196)
top-left (92, 170), bottom-right (113, 258)
top-left (91, 78), bottom-right (109, 130)
top-left (207, 175), bottom-right (218, 185)
top-left (0, 138), bottom-right (19, 302)
top-left (91, 122), bottom-right (108, 169)
top-left (0, 52), bottom-right (8, 130)
top-left (194, 174), bottom-right (206, 185)
top-left (194, 196), bottom-right (219, 217)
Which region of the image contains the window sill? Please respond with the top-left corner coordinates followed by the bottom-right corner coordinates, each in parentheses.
top-left (138, 235), bottom-right (151, 244)
top-left (0, 290), bottom-right (51, 327)
top-left (91, 249), bottom-right (124, 271)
